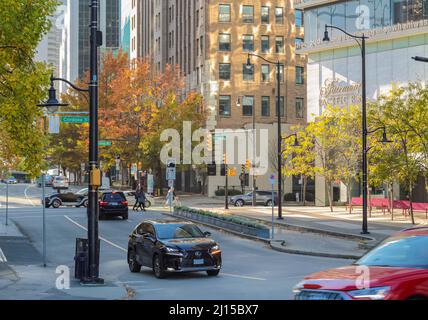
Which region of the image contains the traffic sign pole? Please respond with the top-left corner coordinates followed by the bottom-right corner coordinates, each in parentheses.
top-left (269, 175), bottom-right (276, 241)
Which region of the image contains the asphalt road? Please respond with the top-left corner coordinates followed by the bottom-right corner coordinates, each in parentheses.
top-left (0, 184), bottom-right (352, 300)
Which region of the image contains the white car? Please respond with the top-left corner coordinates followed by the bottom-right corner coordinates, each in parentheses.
top-left (52, 176), bottom-right (69, 189)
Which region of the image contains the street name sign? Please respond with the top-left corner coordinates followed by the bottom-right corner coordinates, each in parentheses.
top-left (61, 116), bottom-right (89, 124)
top-left (99, 141), bottom-right (112, 147)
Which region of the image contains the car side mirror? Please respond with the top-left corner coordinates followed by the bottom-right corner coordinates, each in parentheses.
top-left (204, 231), bottom-right (212, 237)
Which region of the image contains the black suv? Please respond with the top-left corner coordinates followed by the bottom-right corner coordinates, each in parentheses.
top-left (127, 220), bottom-right (222, 278)
top-left (99, 191), bottom-right (128, 220)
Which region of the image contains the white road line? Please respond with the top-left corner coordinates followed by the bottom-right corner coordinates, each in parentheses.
top-left (0, 248), bottom-right (7, 263)
top-left (24, 185), bottom-right (36, 207)
top-left (64, 215), bottom-right (127, 253)
top-left (221, 273), bottom-right (266, 281)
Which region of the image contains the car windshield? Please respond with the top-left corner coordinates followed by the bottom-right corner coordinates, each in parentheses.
top-left (102, 193), bottom-right (125, 202)
top-left (356, 235), bottom-right (428, 269)
top-left (155, 224), bottom-right (205, 240)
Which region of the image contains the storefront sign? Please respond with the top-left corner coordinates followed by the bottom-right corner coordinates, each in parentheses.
top-left (320, 79), bottom-right (362, 109)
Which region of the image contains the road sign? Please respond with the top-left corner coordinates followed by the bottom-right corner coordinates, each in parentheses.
top-left (98, 141), bottom-right (112, 147)
top-left (207, 164), bottom-right (216, 176)
top-left (166, 159), bottom-right (176, 181)
top-left (213, 135), bottom-right (226, 141)
top-left (61, 116), bottom-right (89, 124)
top-left (269, 174), bottom-right (276, 185)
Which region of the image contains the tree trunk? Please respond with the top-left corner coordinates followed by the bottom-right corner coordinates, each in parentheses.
top-left (326, 180), bottom-right (333, 212)
top-left (409, 183), bottom-right (415, 225)
top-left (302, 175), bottom-right (307, 206)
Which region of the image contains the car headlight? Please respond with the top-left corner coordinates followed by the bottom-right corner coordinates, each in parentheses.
top-left (347, 286), bottom-right (391, 300)
top-left (165, 247), bottom-right (184, 256)
top-left (211, 244), bottom-right (220, 251)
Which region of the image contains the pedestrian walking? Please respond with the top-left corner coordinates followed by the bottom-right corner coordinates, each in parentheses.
top-left (133, 185), bottom-right (142, 211)
top-left (137, 189), bottom-right (147, 212)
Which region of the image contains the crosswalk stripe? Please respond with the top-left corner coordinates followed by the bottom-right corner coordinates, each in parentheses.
top-left (0, 248), bottom-right (7, 263)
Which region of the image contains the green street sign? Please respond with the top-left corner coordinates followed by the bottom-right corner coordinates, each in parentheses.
top-left (61, 116), bottom-right (89, 124)
top-left (98, 141), bottom-right (112, 147)
top-left (213, 135), bottom-right (226, 141)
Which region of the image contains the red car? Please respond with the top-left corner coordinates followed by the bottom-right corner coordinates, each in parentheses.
top-left (294, 227), bottom-right (428, 300)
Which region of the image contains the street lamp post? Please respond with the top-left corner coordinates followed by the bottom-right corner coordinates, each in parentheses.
top-left (246, 53), bottom-right (285, 219)
top-left (323, 25), bottom-right (371, 234)
top-left (38, 0), bottom-right (103, 284)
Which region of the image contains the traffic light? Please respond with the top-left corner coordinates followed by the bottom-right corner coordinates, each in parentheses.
top-left (245, 160), bottom-right (251, 170)
top-left (207, 163), bottom-right (217, 176)
top-left (220, 164), bottom-right (226, 176)
top-left (228, 168), bottom-right (237, 177)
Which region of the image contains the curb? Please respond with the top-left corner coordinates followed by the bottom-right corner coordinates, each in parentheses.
top-left (270, 241), bottom-right (364, 260)
top-left (218, 213), bottom-right (376, 243)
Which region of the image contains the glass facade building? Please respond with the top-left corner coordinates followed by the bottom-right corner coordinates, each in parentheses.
top-left (304, 0), bottom-right (428, 43)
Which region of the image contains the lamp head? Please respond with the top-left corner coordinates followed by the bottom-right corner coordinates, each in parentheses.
top-left (246, 54), bottom-right (252, 68)
top-left (380, 128), bottom-right (393, 144)
top-left (37, 75), bottom-right (68, 114)
top-left (323, 26), bottom-right (330, 42)
top-left (236, 97), bottom-right (241, 108)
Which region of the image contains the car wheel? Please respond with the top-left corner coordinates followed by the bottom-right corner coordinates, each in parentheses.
top-left (128, 250), bottom-right (141, 273)
top-left (234, 200), bottom-right (244, 207)
top-left (83, 200), bottom-right (88, 208)
top-left (207, 269), bottom-right (220, 277)
top-left (265, 200), bottom-right (273, 207)
top-left (52, 199), bottom-right (61, 209)
top-left (153, 254), bottom-right (166, 279)
top-left (122, 213), bottom-right (128, 220)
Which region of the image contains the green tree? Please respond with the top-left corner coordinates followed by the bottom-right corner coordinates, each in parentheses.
top-left (0, 0), bottom-right (58, 177)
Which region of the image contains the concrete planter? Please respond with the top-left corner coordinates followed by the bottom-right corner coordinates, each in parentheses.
top-left (174, 208), bottom-right (270, 239)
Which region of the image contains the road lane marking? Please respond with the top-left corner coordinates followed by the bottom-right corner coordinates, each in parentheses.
top-left (64, 215), bottom-right (127, 253)
top-left (0, 248), bottom-right (7, 263)
top-left (24, 185), bottom-right (36, 207)
top-left (221, 273), bottom-right (266, 281)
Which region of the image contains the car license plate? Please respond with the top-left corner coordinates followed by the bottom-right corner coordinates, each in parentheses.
top-left (111, 202), bottom-right (118, 206)
top-left (193, 259), bottom-right (204, 265)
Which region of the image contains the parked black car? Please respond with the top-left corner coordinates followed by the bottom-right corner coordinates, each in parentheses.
top-left (127, 220), bottom-right (222, 278)
top-left (99, 191), bottom-right (128, 220)
top-left (44, 188), bottom-right (88, 208)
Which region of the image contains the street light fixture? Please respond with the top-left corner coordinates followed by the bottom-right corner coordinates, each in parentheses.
top-left (246, 52), bottom-right (285, 219)
top-left (38, 0), bottom-right (103, 285)
top-left (323, 24), bottom-right (372, 235)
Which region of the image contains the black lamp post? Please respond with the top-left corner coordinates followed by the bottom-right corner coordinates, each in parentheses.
top-left (247, 53), bottom-right (285, 219)
top-left (38, 0), bottom-right (103, 284)
top-left (323, 25), bottom-right (371, 234)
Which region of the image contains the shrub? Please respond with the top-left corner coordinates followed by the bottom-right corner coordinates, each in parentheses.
top-left (173, 206), bottom-right (267, 230)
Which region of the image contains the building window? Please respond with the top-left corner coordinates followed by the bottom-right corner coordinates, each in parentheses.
top-left (242, 5), bottom-right (254, 23)
top-left (261, 35), bottom-right (270, 53)
top-left (219, 63), bottom-right (231, 80)
top-left (219, 4), bottom-right (231, 22)
top-left (243, 64), bottom-right (254, 81)
top-left (242, 96), bottom-right (254, 116)
top-left (219, 96), bottom-right (231, 116)
top-left (261, 6), bottom-right (270, 24)
top-left (261, 64), bottom-right (270, 82)
top-left (275, 7), bottom-right (284, 24)
top-left (295, 37), bottom-right (304, 47)
top-left (278, 64), bottom-right (285, 82)
top-left (242, 35), bottom-right (254, 52)
top-left (296, 66), bottom-right (304, 85)
top-left (276, 36), bottom-right (284, 53)
top-left (295, 9), bottom-right (303, 27)
top-left (219, 33), bottom-right (231, 51)
top-left (296, 98), bottom-right (304, 119)
top-left (275, 96), bottom-right (285, 117)
top-left (261, 96), bottom-right (270, 117)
